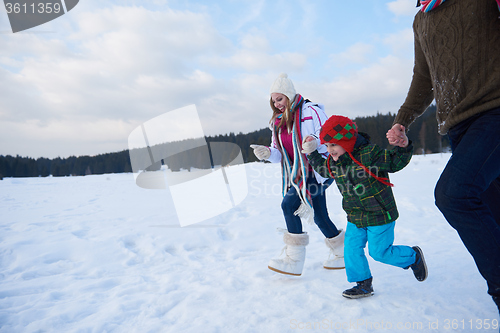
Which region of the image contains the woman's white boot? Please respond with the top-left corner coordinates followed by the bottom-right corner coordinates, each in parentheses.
top-left (323, 229), bottom-right (345, 270)
top-left (268, 232), bottom-right (309, 276)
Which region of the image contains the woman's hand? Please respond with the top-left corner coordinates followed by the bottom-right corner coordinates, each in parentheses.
top-left (301, 136), bottom-right (318, 154)
top-left (250, 144), bottom-right (271, 160)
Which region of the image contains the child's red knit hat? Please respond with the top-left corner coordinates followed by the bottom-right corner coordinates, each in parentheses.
top-left (320, 115), bottom-right (358, 152)
top-left (320, 115), bottom-right (394, 187)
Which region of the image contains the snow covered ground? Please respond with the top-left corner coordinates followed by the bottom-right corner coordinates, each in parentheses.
top-left (1, 153), bottom-right (499, 333)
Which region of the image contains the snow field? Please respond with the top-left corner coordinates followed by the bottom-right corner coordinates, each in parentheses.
top-left (0, 153), bottom-right (498, 332)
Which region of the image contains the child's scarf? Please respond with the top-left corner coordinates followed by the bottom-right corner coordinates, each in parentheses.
top-left (418, 0), bottom-right (500, 12)
top-left (273, 94), bottom-right (314, 222)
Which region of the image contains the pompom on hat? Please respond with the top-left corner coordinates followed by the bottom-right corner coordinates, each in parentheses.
top-left (270, 73), bottom-right (296, 102)
top-left (321, 115), bottom-right (394, 187)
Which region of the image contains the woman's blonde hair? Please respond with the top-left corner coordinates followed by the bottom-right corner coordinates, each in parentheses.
top-left (269, 96), bottom-right (294, 132)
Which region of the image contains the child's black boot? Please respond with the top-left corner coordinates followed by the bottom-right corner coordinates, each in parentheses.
top-left (342, 277), bottom-right (374, 299)
top-left (408, 246), bottom-right (427, 282)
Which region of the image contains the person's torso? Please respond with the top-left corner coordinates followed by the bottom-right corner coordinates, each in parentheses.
top-left (414, 0), bottom-right (500, 133)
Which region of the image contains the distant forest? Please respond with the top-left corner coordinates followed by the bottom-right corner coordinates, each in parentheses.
top-left (0, 105), bottom-right (448, 179)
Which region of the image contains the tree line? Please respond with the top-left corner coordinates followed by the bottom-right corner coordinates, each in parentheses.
top-left (354, 105), bottom-right (448, 154)
top-left (0, 105), bottom-right (447, 179)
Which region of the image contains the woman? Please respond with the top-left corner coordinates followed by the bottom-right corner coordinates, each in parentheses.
top-left (251, 73), bottom-right (344, 276)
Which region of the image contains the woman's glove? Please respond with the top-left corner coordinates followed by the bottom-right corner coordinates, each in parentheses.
top-left (250, 144), bottom-right (271, 160)
top-left (301, 136), bottom-right (318, 154)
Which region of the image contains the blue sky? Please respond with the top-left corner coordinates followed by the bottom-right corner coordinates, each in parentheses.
top-left (0, 0), bottom-right (419, 158)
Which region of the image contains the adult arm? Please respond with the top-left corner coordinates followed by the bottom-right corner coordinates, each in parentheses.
top-left (393, 21), bottom-right (435, 129)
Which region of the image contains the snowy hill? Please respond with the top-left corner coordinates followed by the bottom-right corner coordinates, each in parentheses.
top-left (1, 153), bottom-right (498, 332)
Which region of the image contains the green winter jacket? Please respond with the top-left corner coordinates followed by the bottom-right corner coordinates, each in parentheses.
top-left (308, 133), bottom-right (413, 228)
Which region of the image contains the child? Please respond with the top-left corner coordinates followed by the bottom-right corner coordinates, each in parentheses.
top-left (304, 115), bottom-right (427, 298)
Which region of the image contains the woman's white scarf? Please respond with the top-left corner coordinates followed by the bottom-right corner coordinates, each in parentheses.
top-left (274, 94), bottom-right (314, 224)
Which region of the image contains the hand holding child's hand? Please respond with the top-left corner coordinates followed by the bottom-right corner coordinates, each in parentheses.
top-left (301, 136), bottom-right (318, 154)
top-left (386, 124), bottom-right (408, 148)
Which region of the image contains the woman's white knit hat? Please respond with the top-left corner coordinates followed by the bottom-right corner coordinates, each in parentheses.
top-left (269, 73), bottom-right (296, 101)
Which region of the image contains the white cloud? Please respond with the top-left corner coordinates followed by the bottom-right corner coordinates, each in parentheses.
top-left (14, 5), bottom-right (233, 115)
top-left (239, 33), bottom-right (269, 51)
top-left (228, 0), bottom-right (266, 32)
top-left (202, 32), bottom-right (307, 72)
top-left (212, 50), bottom-right (307, 72)
top-left (387, 0), bottom-right (419, 17)
top-left (0, 5), bottom-right (239, 157)
top-left (383, 28), bottom-right (414, 56)
top-left (329, 43), bottom-right (375, 66)
top-left (301, 55), bottom-right (414, 119)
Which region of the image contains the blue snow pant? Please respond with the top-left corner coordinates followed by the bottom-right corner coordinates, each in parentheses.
top-left (282, 171), bottom-right (339, 238)
top-left (434, 107), bottom-right (500, 300)
top-left (344, 221), bottom-right (416, 283)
